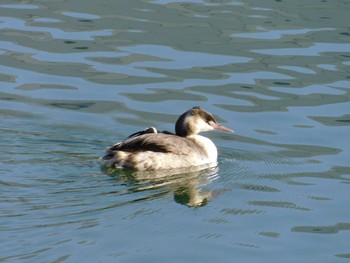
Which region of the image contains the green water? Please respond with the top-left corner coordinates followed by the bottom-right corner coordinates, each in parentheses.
top-left (1, 0), bottom-right (350, 262)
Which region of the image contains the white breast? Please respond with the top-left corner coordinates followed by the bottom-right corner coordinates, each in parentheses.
top-left (188, 135), bottom-right (218, 163)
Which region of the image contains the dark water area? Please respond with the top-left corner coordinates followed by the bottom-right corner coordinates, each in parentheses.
top-left (1, 0), bottom-right (350, 262)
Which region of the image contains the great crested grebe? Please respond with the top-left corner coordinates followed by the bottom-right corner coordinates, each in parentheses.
top-left (100, 106), bottom-right (233, 170)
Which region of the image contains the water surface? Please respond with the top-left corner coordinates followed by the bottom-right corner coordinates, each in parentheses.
top-left (1, 0), bottom-right (350, 262)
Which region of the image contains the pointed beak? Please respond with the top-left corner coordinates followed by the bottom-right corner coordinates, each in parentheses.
top-left (210, 122), bottom-right (234, 133)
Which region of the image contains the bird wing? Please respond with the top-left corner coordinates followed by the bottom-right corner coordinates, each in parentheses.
top-left (108, 133), bottom-right (202, 156)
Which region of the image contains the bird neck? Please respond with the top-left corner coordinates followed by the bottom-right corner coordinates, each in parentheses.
top-left (187, 135), bottom-right (218, 161)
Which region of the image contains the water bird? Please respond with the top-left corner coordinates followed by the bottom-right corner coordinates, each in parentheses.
top-left (100, 106), bottom-right (233, 170)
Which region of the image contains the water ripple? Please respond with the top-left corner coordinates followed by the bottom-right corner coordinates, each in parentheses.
top-left (0, 4), bottom-right (40, 9)
top-left (252, 42), bottom-right (350, 56)
top-left (0, 17), bottom-right (112, 40)
top-left (1, 0), bottom-right (350, 262)
top-left (232, 27), bottom-right (334, 40)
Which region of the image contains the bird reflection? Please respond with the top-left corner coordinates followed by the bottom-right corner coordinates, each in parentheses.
top-left (173, 185), bottom-right (212, 207)
top-left (102, 165), bottom-right (219, 207)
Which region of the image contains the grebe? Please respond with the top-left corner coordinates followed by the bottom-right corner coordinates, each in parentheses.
top-left (100, 107), bottom-right (232, 170)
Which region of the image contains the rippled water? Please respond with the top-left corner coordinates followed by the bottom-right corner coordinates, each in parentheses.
top-left (1, 0), bottom-right (350, 262)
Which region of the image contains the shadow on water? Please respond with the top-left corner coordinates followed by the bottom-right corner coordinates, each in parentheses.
top-left (101, 165), bottom-right (220, 207)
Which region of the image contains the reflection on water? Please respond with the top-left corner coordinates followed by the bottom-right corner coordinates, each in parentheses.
top-left (104, 166), bottom-right (219, 207)
top-left (1, 0), bottom-right (350, 262)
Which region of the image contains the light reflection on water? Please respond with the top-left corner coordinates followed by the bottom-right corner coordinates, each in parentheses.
top-left (1, 0), bottom-right (350, 262)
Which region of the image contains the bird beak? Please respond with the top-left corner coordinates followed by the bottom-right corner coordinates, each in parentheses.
top-left (210, 122), bottom-right (234, 133)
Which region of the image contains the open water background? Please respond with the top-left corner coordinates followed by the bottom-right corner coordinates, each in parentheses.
top-left (1, 0), bottom-right (350, 262)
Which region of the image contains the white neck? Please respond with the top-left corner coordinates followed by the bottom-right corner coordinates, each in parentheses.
top-left (188, 135), bottom-right (218, 163)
